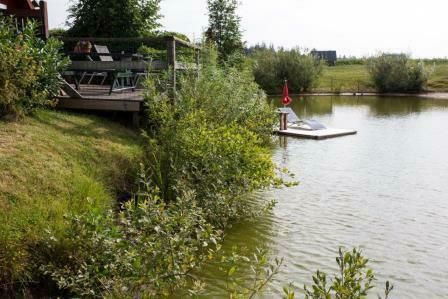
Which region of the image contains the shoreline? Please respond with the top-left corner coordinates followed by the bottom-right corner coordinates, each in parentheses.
top-left (269, 92), bottom-right (448, 100)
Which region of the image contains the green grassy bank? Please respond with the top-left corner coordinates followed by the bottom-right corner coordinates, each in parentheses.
top-left (0, 110), bottom-right (143, 285)
top-left (314, 62), bottom-right (448, 93)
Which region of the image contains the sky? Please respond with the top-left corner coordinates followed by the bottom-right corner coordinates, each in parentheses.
top-left (46, 0), bottom-right (448, 58)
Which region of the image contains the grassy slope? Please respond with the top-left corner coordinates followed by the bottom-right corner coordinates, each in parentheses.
top-left (315, 62), bottom-right (448, 93)
top-left (0, 110), bottom-right (143, 281)
top-left (427, 62), bottom-right (448, 91)
top-left (316, 65), bottom-right (373, 92)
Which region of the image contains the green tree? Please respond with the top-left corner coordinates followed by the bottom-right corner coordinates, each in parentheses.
top-left (250, 45), bottom-right (323, 94)
top-left (67, 0), bottom-right (162, 37)
top-left (206, 0), bottom-right (244, 62)
top-left (367, 53), bottom-right (430, 92)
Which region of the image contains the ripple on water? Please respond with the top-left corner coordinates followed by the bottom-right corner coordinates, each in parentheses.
top-left (198, 96), bottom-right (448, 298)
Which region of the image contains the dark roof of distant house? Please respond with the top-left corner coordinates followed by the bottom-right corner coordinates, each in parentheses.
top-left (311, 50), bottom-right (337, 53)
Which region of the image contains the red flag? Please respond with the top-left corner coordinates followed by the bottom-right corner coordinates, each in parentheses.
top-left (282, 81), bottom-right (292, 106)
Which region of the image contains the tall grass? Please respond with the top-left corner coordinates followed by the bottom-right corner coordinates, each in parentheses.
top-left (0, 110), bottom-right (143, 295)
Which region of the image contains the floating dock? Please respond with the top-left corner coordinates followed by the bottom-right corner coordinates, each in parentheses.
top-left (275, 128), bottom-right (357, 140)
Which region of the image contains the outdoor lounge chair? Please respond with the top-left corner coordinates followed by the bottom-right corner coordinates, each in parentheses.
top-left (278, 107), bottom-right (327, 131)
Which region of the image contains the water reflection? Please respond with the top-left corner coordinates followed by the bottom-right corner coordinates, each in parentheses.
top-left (270, 95), bottom-right (448, 118)
top-left (198, 96), bottom-right (448, 299)
top-left (194, 195), bottom-right (277, 298)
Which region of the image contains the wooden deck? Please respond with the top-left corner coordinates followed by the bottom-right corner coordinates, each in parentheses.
top-left (57, 84), bottom-right (144, 112)
top-left (54, 36), bottom-right (200, 125)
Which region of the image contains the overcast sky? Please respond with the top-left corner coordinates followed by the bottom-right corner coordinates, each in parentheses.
top-left (46, 0), bottom-right (448, 58)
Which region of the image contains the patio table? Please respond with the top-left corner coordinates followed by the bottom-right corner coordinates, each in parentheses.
top-left (65, 60), bottom-right (150, 94)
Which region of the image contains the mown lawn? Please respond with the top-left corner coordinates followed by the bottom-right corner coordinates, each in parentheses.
top-left (314, 62), bottom-right (448, 93)
top-left (316, 64), bottom-right (373, 92)
top-left (0, 110), bottom-right (143, 283)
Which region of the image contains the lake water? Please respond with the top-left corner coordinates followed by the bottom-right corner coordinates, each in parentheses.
top-left (199, 96), bottom-right (448, 298)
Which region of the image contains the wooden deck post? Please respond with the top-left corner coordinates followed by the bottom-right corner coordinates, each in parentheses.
top-left (39, 1), bottom-right (49, 40)
top-left (195, 48), bottom-right (200, 78)
top-left (132, 112), bottom-right (140, 128)
top-left (167, 37), bottom-right (176, 100)
top-left (279, 111), bottom-right (288, 131)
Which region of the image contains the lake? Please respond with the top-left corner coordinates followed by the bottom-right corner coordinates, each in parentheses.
top-left (198, 96), bottom-right (448, 298)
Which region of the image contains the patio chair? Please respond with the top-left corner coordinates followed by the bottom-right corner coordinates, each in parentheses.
top-left (93, 44), bottom-right (136, 95)
top-left (79, 55), bottom-right (108, 85)
top-left (93, 44), bottom-right (114, 62)
top-left (132, 56), bottom-right (155, 88)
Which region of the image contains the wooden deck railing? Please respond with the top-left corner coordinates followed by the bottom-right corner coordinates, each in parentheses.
top-left (59, 36), bottom-right (201, 94)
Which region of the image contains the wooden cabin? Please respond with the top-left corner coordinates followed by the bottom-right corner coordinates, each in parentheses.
top-left (0, 0), bottom-right (49, 39)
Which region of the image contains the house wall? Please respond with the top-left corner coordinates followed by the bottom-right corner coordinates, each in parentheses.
top-left (1, 0), bottom-right (34, 9)
top-left (1, 0), bottom-right (48, 39)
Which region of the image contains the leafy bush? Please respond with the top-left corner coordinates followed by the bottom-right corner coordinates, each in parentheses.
top-left (211, 247), bottom-right (393, 299)
top-left (0, 19), bottom-right (68, 119)
top-left (144, 60), bottom-right (277, 228)
top-left (250, 46), bottom-right (323, 94)
top-left (368, 53), bottom-right (430, 92)
top-left (38, 179), bottom-right (222, 298)
top-left (282, 248), bottom-right (393, 299)
top-left (48, 28), bottom-right (67, 38)
top-left (30, 49), bottom-right (279, 298)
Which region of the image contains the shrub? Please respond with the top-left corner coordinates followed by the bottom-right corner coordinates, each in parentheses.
top-left (6, 44), bottom-right (279, 297)
top-left (144, 60), bottom-right (277, 228)
top-left (0, 19), bottom-right (68, 119)
top-left (251, 46), bottom-right (323, 94)
top-left (38, 181), bottom-right (222, 298)
top-left (48, 28), bottom-right (67, 38)
top-left (215, 247), bottom-right (394, 299)
top-left (297, 248), bottom-right (393, 299)
top-left (367, 53), bottom-right (430, 92)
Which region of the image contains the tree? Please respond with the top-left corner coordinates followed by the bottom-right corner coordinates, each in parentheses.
top-left (67, 0), bottom-right (162, 37)
top-left (250, 45), bottom-right (323, 94)
top-left (206, 0), bottom-right (244, 62)
top-left (368, 54), bottom-right (430, 92)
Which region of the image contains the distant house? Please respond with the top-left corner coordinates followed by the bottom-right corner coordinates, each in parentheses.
top-left (0, 0), bottom-right (49, 39)
top-left (311, 50), bottom-right (337, 66)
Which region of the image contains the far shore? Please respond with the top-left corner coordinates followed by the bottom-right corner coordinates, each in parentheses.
top-left (269, 92), bottom-right (448, 100)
